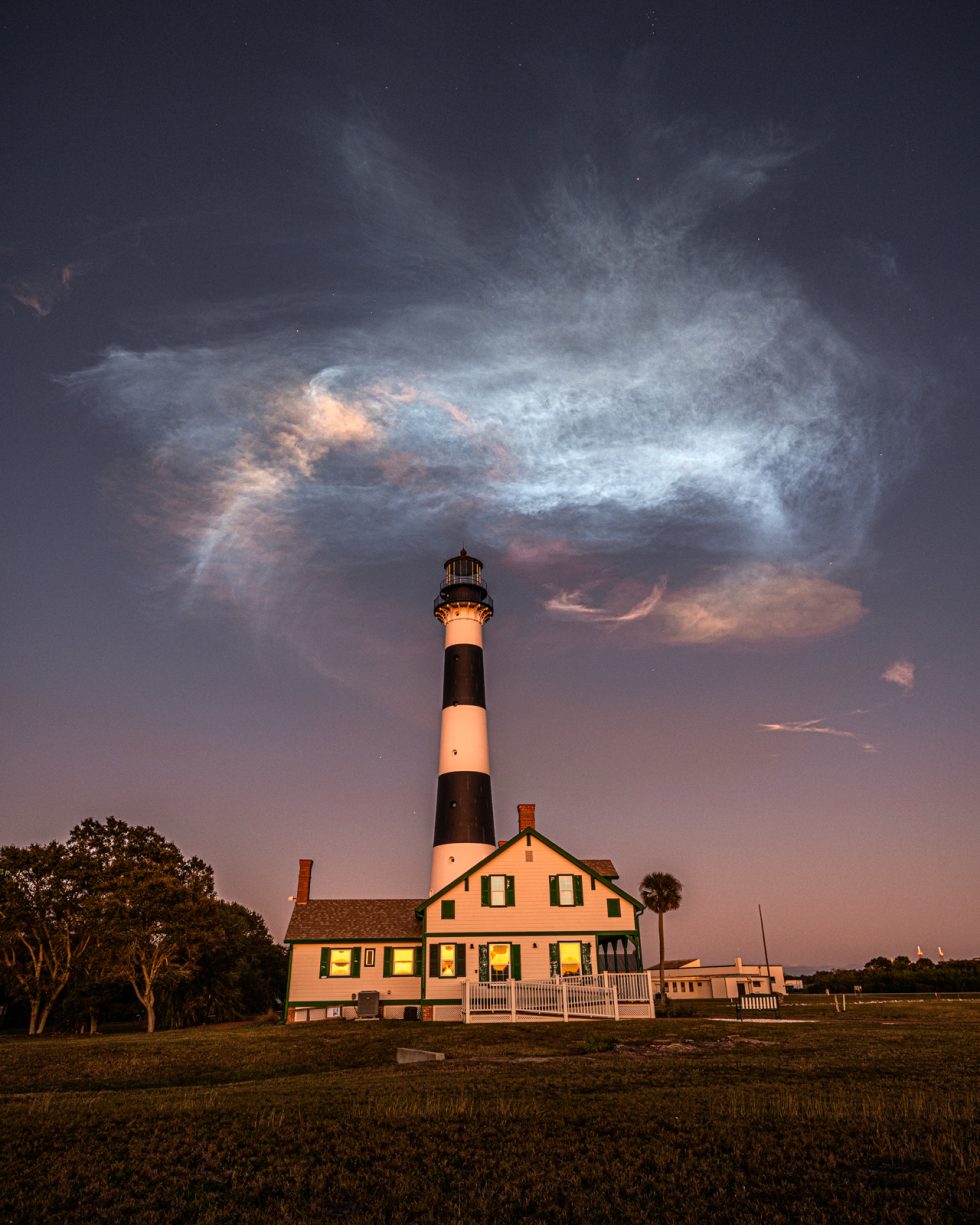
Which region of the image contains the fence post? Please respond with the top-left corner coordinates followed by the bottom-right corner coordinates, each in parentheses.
top-left (510, 977), bottom-right (517, 1022)
top-left (463, 980), bottom-right (469, 1025)
top-left (612, 982), bottom-right (620, 1021)
top-left (561, 978), bottom-right (569, 1022)
top-left (647, 971), bottom-right (655, 1019)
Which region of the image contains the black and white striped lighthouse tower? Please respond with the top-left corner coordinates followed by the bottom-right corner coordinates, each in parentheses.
top-left (430, 549), bottom-right (496, 895)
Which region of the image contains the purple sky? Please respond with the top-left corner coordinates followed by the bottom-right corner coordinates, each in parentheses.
top-left (2, 2), bottom-right (978, 968)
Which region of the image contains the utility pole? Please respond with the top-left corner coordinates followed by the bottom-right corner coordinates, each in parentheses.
top-left (759, 904), bottom-right (772, 992)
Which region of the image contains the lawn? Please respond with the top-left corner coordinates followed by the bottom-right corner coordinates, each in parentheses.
top-left (1, 1000), bottom-right (977, 1223)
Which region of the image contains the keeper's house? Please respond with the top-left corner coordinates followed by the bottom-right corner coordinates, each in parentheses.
top-left (284, 804), bottom-right (647, 1023)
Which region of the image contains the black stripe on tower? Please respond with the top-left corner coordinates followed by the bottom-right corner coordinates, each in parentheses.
top-left (433, 772), bottom-right (495, 846)
top-left (442, 644), bottom-right (486, 708)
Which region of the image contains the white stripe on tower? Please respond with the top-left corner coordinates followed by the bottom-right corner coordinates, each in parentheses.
top-left (429, 549), bottom-right (496, 895)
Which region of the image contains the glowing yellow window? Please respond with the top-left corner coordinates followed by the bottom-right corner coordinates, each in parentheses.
top-left (439, 944), bottom-right (457, 978)
top-left (559, 942), bottom-right (582, 977)
top-left (489, 943), bottom-right (511, 982)
top-left (329, 948), bottom-right (352, 976)
top-left (392, 948), bottom-right (416, 976)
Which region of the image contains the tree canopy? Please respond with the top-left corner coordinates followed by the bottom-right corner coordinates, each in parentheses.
top-left (639, 871), bottom-right (683, 1008)
top-left (0, 818), bottom-right (286, 1034)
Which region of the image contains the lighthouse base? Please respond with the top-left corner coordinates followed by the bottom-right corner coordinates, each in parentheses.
top-left (429, 841), bottom-right (496, 896)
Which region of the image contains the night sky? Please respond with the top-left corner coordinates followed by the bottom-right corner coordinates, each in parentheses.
top-left (3, 1), bottom-right (978, 969)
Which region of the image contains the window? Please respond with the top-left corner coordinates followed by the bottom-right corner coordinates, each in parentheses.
top-left (383, 947), bottom-right (421, 977)
top-left (489, 943), bottom-right (511, 981)
top-left (481, 874), bottom-right (515, 906)
top-left (441, 899), bottom-right (455, 920)
top-left (606, 898), bottom-right (621, 918)
top-left (429, 943), bottom-right (466, 979)
top-left (330, 949), bottom-right (351, 976)
top-left (549, 941), bottom-right (593, 978)
top-left (363, 948), bottom-right (376, 968)
top-left (392, 949), bottom-right (415, 975)
top-left (319, 947), bottom-right (361, 978)
top-left (559, 941), bottom-right (582, 977)
top-left (549, 874), bottom-right (583, 906)
top-left (478, 942), bottom-right (521, 981)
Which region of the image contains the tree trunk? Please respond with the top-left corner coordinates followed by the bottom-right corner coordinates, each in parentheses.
top-left (658, 911), bottom-right (666, 1008)
top-left (145, 989), bottom-right (156, 1034)
top-left (36, 1000), bottom-right (55, 1035)
top-left (28, 1001), bottom-right (39, 1036)
top-left (88, 1009), bottom-right (98, 1035)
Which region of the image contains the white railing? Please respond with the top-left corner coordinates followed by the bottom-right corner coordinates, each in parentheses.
top-left (464, 972), bottom-right (656, 1023)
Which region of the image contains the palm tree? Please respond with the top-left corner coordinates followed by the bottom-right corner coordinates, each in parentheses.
top-left (639, 872), bottom-right (683, 1008)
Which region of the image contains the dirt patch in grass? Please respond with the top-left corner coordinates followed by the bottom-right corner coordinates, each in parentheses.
top-left (477, 1035), bottom-right (777, 1062)
top-left (616, 1035), bottom-right (776, 1056)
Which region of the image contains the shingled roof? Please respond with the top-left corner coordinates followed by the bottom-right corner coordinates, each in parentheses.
top-left (284, 898), bottom-right (425, 942)
top-left (582, 858), bottom-right (619, 880)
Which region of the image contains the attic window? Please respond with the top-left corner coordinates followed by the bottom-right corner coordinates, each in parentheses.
top-left (550, 874), bottom-right (583, 906)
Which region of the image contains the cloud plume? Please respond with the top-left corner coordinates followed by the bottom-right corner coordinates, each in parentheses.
top-left (60, 112), bottom-right (922, 669)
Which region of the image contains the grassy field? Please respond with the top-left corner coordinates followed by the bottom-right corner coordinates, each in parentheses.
top-left (1, 998), bottom-right (977, 1224)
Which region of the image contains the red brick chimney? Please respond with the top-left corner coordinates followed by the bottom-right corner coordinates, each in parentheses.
top-left (296, 859), bottom-right (313, 905)
top-left (517, 803), bottom-right (536, 832)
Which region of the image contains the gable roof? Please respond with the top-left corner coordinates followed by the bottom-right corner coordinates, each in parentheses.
top-left (581, 858), bottom-right (618, 880)
top-left (418, 828), bottom-right (643, 914)
top-left (285, 898), bottom-right (425, 943)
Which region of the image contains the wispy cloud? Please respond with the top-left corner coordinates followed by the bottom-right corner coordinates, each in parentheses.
top-left (547, 565), bottom-right (864, 644)
top-left (881, 659), bottom-right (915, 691)
top-left (4, 223), bottom-right (146, 317)
top-left (759, 717), bottom-right (877, 753)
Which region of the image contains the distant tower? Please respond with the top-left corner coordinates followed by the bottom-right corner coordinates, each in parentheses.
top-left (430, 549), bottom-right (496, 894)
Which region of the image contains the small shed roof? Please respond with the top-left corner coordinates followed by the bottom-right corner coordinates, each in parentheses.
top-left (285, 898), bottom-right (425, 942)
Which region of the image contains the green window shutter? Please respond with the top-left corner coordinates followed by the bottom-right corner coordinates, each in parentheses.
top-left (505, 875), bottom-right (515, 907)
top-left (549, 875), bottom-right (559, 906)
top-left (456, 943), bottom-right (466, 977)
top-left (413, 947), bottom-right (422, 977)
top-left (607, 898), bottom-right (621, 918)
top-left (511, 944), bottom-right (522, 980)
top-left (573, 875), bottom-right (584, 906)
top-left (351, 948), bottom-right (361, 978)
top-left (478, 944), bottom-right (489, 982)
top-left (383, 947), bottom-right (392, 977)
top-left (429, 944), bottom-right (440, 978)
top-left (582, 943), bottom-right (592, 975)
top-left (441, 898), bottom-right (455, 919)
top-left (549, 943), bottom-right (559, 977)
top-left (480, 876), bottom-right (490, 906)
top-left (319, 947), bottom-right (331, 978)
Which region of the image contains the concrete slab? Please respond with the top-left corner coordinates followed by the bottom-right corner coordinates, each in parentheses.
top-left (396, 1047), bottom-right (446, 1063)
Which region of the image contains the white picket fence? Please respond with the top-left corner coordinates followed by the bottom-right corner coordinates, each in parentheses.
top-left (463, 972), bottom-right (655, 1023)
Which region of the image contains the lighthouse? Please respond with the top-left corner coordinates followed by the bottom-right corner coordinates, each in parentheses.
top-left (430, 549), bottom-right (496, 894)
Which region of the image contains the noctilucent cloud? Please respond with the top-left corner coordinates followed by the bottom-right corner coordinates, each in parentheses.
top-left (3, 2), bottom-right (978, 968)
